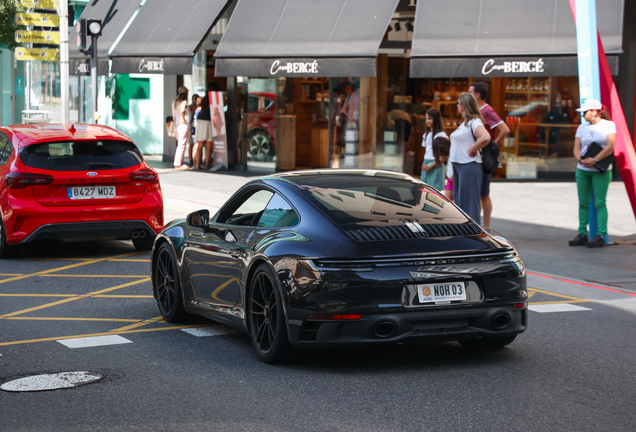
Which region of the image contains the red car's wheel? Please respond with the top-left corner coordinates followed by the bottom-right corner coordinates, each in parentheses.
top-left (0, 218), bottom-right (18, 259)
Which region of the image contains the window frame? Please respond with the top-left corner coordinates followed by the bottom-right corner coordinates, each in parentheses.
top-left (213, 185), bottom-right (301, 229)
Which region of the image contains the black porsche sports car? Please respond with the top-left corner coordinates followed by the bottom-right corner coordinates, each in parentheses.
top-left (151, 169), bottom-right (527, 363)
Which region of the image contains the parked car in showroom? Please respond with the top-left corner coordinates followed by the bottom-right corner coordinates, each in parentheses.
top-left (150, 169), bottom-right (527, 363)
top-left (0, 124), bottom-right (163, 258)
top-left (246, 92), bottom-right (276, 162)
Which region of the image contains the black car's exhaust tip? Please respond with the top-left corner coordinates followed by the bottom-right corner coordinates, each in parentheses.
top-left (491, 313), bottom-right (511, 330)
top-left (373, 321), bottom-right (397, 338)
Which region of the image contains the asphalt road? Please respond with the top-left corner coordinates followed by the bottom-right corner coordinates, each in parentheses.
top-left (1, 240), bottom-right (636, 431)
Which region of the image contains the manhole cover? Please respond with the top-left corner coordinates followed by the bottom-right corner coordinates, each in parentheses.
top-left (1, 371), bottom-right (104, 392)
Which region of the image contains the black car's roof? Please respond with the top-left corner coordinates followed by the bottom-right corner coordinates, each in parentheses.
top-left (267, 169), bottom-right (417, 188)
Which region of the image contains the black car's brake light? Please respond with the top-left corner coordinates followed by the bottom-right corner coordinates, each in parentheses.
top-left (4, 172), bottom-right (53, 189)
top-left (129, 168), bottom-right (159, 184)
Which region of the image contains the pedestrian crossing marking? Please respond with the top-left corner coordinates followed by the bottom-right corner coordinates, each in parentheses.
top-left (181, 326), bottom-right (241, 337)
top-left (57, 335), bottom-right (133, 349)
top-left (528, 304), bottom-right (593, 313)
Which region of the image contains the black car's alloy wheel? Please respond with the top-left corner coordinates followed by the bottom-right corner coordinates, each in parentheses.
top-left (248, 264), bottom-right (292, 363)
top-left (153, 243), bottom-right (187, 322)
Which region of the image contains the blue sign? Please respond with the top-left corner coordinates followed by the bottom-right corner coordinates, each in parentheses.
top-left (15, 77), bottom-right (25, 96)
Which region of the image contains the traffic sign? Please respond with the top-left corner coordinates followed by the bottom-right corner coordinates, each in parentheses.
top-left (15, 47), bottom-right (59, 62)
top-left (15, 30), bottom-right (60, 45)
top-left (16, 0), bottom-right (58, 10)
top-left (15, 13), bottom-right (60, 27)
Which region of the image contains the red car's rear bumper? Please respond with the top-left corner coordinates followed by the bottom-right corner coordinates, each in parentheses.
top-left (4, 192), bottom-right (163, 245)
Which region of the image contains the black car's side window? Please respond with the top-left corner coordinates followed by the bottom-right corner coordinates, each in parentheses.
top-left (257, 193), bottom-right (299, 228)
top-left (222, 189), bottom-right (274, 227)
top-left (0, 133), bottom-right (12, 165)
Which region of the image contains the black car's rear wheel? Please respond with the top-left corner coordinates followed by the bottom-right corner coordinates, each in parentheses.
top-left (458, 335), bottom-right (517, 349)
top-left (248, 264), bottom-right (292, 363)
top-left (153, 243), bottom-right (187, 322)
top-left (0, 219), bottom-right (18, 259)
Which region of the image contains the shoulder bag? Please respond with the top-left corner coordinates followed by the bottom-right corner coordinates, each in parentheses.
top-left (581, 142), bottom-right (615, 172)
top-left (470, 120), bottom-right (501, 174)
top-left (165, 116), bottom-right (176, 137)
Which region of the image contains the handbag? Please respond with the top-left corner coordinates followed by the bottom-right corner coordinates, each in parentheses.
top-left (165, 116), bottom-right (176, 138)
top-left (581, 142), bottom-right (614, 172)
top-left (470, 120), bottom-right (501, 174)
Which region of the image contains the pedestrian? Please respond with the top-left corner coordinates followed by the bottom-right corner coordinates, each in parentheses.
top-left (188, 93), bottom-right (200, 168)
top-left (423, 136), bottom-right (450, 191)
top-left (195, 82), bottom-right (221, 171)
top-left (468, 82), bottom-right (510, 229)
top-left (449, 93), bottom-right (491, 223)
top-left (421, 108), bottom-right (449, 189)
top-left (569, 99), bottom-right (616, 248)
top-left (172, 86), bottom-right (190, 170)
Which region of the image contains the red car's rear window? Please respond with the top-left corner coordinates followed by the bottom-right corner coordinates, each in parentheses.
top-left (21, 140), bottom-right (143, 171)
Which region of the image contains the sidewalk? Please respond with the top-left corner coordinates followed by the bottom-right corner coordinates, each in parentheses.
top-left (151, 159), bottom-right (636, 293)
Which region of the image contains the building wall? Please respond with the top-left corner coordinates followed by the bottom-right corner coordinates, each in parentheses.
top-left (0, 49), bottom-right (13, 126)
top-left (99, 74), bottom-right (165, 154)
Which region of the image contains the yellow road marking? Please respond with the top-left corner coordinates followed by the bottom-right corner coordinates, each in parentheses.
top-left (6, 317), bottom-right (141, 323)
top-left (0, 294), bottom-right (153, 299)
top-left (0, 324), bottom-right (213, 347)
top-left (0, 278), bottom-right (150, 320)
top-left (42, 274), bottom-right (149, 278)
top-left (527, 287), bottom-right (589, 303)
top-left (0, 251), bottom-right (142, 285)
top-left (109, 315), bottom-right (164, 332)
top-left (21, 258), bottom-right (93, 261)
top-left (4, 274), bottom-right (149, 278)
top-left (0, 294), bottom-right (75, 297)
top-left (109, 259), bottom-right (151, 262)
top-left (0, 274), bottom-right (23, 276)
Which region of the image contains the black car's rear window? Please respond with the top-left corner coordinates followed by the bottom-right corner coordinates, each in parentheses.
top-left (21, 140), bottom-right (143, 171)
top-left (299, 175), bottom-right (468, 226)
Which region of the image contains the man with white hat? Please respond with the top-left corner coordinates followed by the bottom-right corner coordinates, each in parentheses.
top-left (569, 99), bottom-right (616, 248)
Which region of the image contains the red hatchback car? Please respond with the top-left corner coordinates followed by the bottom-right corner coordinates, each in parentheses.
top-left (0, 124), bottom-right (163, 258)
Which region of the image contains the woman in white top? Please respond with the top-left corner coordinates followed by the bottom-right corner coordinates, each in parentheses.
top-left (172, 86), bottom-right (191, 170)
top-left (569, 99), bottom-right (616, 248)
top-left (449, 93), bottom-right (490, 223)
top-left (420, 108), bottom-right (448, 190)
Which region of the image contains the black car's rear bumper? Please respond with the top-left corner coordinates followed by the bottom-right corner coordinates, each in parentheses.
top-left (20, 220), bottom-right (156, 244)
top-left (287, 304), bottom-right (527, 348)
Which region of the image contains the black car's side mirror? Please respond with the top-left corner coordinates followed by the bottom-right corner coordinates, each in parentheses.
top-left (187, 209), bottom-right (209, 228)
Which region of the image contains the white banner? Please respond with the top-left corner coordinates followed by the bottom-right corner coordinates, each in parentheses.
top-left (209, 91), bottom-right (228, 171)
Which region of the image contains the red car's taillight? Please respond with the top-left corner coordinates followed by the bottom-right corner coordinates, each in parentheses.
top-left (4, 172), bottom-right (53, 189)
top-left (129, 168), bottom-right (159, 184)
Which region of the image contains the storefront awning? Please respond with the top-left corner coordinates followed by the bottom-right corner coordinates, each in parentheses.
top-left (68, 0), bottom-right (143, 76)
top-left (214, 0), bottom-right (399, 77)
top-left (410, 0), bottom-right (624, 78)
top-left (109, 0), bottom-right (230, 75)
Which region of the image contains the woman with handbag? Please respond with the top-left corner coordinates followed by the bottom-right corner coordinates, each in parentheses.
top-left (421, 108), bottom-right (449, 190)
top-left (569, 99), bottom-right (616, 248)
top-left (449, 93), bottom-right (490, 223)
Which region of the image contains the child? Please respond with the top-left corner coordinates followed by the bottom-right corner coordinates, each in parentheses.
top-left (422, 136), bottom-right (450, 191)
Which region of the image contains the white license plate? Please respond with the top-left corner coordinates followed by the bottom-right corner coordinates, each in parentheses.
top-left (417, 282), bottom-right (466, 304)
top-left (67, 186), bottom-right (116, 200)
